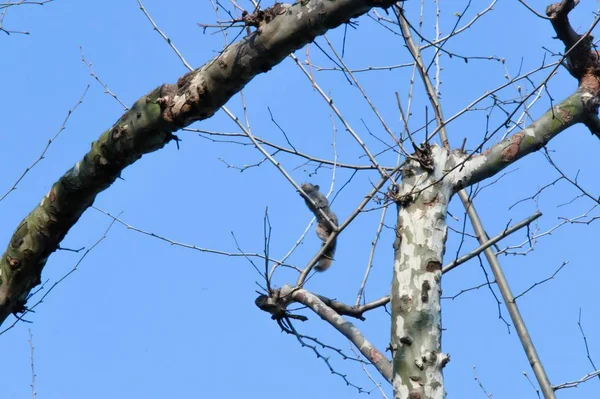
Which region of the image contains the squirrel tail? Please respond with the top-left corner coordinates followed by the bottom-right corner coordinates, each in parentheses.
top-left (314, 238), bottom-right (337, 272)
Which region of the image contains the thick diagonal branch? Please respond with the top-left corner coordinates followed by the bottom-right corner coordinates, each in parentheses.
top-left (0, 0), bottom-right (396, 325)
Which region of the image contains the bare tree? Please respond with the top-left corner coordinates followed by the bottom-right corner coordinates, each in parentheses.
top-left (1, 0), bottom-right (600, 398)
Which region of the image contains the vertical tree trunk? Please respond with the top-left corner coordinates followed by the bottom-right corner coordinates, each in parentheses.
top-left (391, 146), bottom-right (453, 399)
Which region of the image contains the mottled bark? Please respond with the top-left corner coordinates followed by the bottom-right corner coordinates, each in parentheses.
top-left (4, 1), bottom-right (600, 398)
top-left (0, 0), bottom-right (395, 325)
top-left (455, 91), bottom-right (586, 191)
top-left (391, 146), bottom-right (458, 399)
top-left (0, 90), bottom-right (173, 323)
top-left (282, 286), bottom-right (393, 383)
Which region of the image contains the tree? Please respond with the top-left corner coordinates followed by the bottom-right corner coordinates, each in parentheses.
top-left (1, 0), bottom-right (599, 398)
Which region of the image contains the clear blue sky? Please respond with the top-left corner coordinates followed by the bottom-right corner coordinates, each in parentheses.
top-left (1, 1), bottom-right (599, 398)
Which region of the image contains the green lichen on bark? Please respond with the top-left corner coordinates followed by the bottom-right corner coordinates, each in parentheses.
top-left (0, 0), bottom-right (400, 327)
top-left (0, 87), bottom-right (174, 321)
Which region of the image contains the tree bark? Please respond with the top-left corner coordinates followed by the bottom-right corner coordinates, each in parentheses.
top-left (284, 285), bottom-right (393, 383)
top-left (391, 146), bottom-right (457, 399)
top-left (457, 91), bottom-right (586, 189)
top-left (0, 0), bottom-right (395, 325)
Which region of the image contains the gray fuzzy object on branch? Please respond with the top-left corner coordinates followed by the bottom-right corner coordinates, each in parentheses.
top-left (301, 183), bottom-right (338, 272)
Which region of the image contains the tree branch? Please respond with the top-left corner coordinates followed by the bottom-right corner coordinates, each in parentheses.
top-left (546, 1), bottom-right (579, 46)
top-left (456, 91), bottom-right (585, 190)
top-left (397, 3), bottom-right (567, 398)
top-left (0, 0), bottom-right (396, 325)
top-left (442, 211), bottom-right (542, 274)
top-left (315, 294), bottom-right (390, 321)
top-left (286, 286), bottom-right (393, 383)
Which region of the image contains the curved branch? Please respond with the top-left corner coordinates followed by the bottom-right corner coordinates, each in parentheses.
top-left (286, 286), bottom-right (393, 383)
top-left (0, 0), bottom-right (396, 325)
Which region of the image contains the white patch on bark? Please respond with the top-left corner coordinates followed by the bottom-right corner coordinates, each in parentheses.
top-left (450, 152), bottom-right (487, 187)
top-left (171, 73), bottom-right (206, 116)
top-left (393, 381), bottom-right (410, 398)
top-left (392, 145), bottom-right (450, 399)
top-left (73, 160), bottom-right (81, 175)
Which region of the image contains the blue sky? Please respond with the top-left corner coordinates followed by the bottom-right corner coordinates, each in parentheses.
top-left (1, 1), bottom-right (599, 398)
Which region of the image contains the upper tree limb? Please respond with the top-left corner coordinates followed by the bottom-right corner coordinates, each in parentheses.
top-left (454, 90), bottom-right (590, 190)
top-left (456, 0), bottom-right (600, 190)
top-left (0, 0), bottom-right (396, 326)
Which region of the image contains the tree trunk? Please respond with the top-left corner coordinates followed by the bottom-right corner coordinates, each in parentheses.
top-left (391, 145), bottom-right (454, 399)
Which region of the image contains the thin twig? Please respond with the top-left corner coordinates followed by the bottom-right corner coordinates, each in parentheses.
top-left (92, 206), bottom-right (299, 270)
top-left (473, 366), bottom-right (493, 398)
top-left (137, 0), bottom-right (193, 71)
top-left (29, 329), bottom-right (37, 399)
top-left (0, 85), bottom-right (90, 202)
top-left (0, 214), bottom-right (118, 335)
top-left (295, 166), bottom-right (401, 286)
top-left (350, 346), bottom-right (390, 399)
top-left (80, 47), bottom-right (129, 110)
top-left (553, 370), bottom-right (600, 390)
top-left (578, 309), bottom-right (600, 380)
top-left (513, 261), bottom-right (568, 301)
top-left (355, 205), bottom-right (388, 305)
top-left (398, 4), bottom-right (558, 397)
top-left (442, 212), bottom-right (542, 273)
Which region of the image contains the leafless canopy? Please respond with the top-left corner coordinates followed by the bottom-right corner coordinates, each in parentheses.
top-left (2, 0), bottom-right (600, 398)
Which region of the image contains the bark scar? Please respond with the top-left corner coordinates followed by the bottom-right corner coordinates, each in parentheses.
top-left (501, 132), bottom-right (524, 162)
top-left (421, 280), bottom-right (431, 303)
